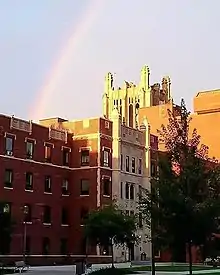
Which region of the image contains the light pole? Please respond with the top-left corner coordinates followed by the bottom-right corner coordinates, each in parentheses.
top-left (23, 205), bottom-right (28, 263)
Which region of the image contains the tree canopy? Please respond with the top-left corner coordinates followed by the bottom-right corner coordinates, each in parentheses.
top-left (84, 204), bottom-right (137, 266)
top-left (140, 99), bottom-right (220, 264)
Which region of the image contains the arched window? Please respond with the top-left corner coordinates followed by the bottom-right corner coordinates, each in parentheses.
top-left (130, 184), bottom-right (134, 200)
top-left (125, 183), bottom-right (129, 199)
top-left (129, 104), bottom-right (133, 128)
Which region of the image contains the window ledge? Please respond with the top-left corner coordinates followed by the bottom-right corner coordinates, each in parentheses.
top-left (4, 186), bottom-right (13, 190)
top-left (62, 194), bottom-right (70, 197)
top-left (80, 224), bottom-right (85, 227)
top-left (43, 223), bottom-right (52, 226)
top-left (25, 189), bottom-right (34, 192)
top-left (61, 224), bottom-right (70, 227)
top-left (80, 194), bottom-right (89, 197)
top-left (103, 195), bottom-right (111, 198)
top-left (23, 221), bottom-right (33, 225)
top-left (44, 192), bottom-right (52, 195)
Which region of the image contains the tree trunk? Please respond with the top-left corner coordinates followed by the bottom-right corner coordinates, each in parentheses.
top-left (188, 241), bottom-right (193, 275)
top-left (111, 241), bottom-right (114, 268)
top-left (171, 239), bottom-right (186, 262)
top-left (151, 241), bottom-right (156, 275)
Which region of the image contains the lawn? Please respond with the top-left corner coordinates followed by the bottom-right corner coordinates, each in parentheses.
top-left (89, 268), bottom-right (136, 275)
top-left (0, 269), bottom-right (15, 274)
top-left (89, 265), bottom-right (216, 275)
top-left (132, 265), bottom-right (215, 272)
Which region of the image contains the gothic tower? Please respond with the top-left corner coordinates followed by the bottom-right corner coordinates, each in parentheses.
top-left (102, 65), bottom-right (151, 128)
top-left (102, 66), bottom-right (172, 128)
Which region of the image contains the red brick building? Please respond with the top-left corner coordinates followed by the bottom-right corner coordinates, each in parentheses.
top-left (0, 115), bottom-right (113, 265)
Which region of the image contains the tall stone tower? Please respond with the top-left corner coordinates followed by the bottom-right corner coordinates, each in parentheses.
top-left (102, 66), bottom-right (172, 128)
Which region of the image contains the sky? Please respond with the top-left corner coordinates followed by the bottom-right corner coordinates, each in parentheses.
top-left (0, 0), bottom-right (219, 121)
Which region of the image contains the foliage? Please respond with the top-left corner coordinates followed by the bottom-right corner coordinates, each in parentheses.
top-left (84, 204), bottom-right (137, 266)
top-left (84, 204), bottom-right (137, 247)
top-left (140, 99), bottom-right (220, 262)
top-left (0, 202), bottom-right (13, 255)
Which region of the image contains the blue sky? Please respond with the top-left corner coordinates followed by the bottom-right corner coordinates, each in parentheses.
top-left (0, 0), bottom-right (219, 120)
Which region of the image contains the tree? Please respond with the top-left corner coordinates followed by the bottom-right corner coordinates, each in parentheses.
top-left (140, 99), bottom-right (220, 275)
top-left (0, 202), bottom-right (13, 255)
top-left (84, 204), bottom-right (137, 267)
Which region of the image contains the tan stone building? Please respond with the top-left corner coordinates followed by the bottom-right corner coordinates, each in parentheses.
top-left (103, 65), bottom-right (172, 130)
top-left (110, 108), bottom-right (152, 262)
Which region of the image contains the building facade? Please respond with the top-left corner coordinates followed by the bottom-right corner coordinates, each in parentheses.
top-left (110, 108), bottom-right (157, 262)
top-left (0, 114), bottom-right (114, 265)
top-left (103, 65), bottom-right (172, 130)
top-left (40, 116), bottom-right (114, 257)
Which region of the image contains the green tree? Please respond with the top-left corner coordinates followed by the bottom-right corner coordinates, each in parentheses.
top-left (0, 202), bottom-right (13, 255)
top-left (84, 204), bottom-right (137, 267)
top-left (140, 99), bottom-right (220, 275)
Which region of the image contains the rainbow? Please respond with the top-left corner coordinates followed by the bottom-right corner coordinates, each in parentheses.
top-left (29, 0), bottom-right (105, 122)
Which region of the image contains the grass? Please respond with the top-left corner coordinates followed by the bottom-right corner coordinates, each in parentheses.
top-left (131, 265), bottom-right (215, 272)
top-left (89, 268), bottom-right (137, 275)
top-left (0, 269), bottom-right (15, 274)
top-left (89, 265), bottom-right (217, 275)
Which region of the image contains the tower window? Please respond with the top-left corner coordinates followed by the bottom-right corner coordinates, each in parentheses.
top-left (126, 156), bottom-right (129, 172)
top-left (131, 157), bottom-right (135, 173)
top-left (129, 105), bottom-right (133, 128)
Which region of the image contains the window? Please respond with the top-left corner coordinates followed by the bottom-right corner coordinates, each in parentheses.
top-left (81, 238), bottom-right (87, 255)
top-left (24, 204), bottom-right (32, 222)
top-left (130, 184), bottom-right (134, 200)
top-left (26, 141), bottom-right (34, 159)
top-left (131, 157), bottom-right (135, 173)
top-left (44, 176), bottom-right (52, 193)
top-left (45, 145), bottom-right (52, 162)
top-left (126, 156), bottom-right (129, 172)
top-left (125, 210), bottom-right (129, 216)
top-left (43, 206), bottom-right (51, 224)
top-left (1, 203), bottom-right (11, 214)
top-left (139, 213), bottom-right (143, 228)
top-left (151, 162), bottom-right (157, 177)
top-left (103, 149), bottom-right (110, 167)
top-left (5, 137), bottom-right (13, 156)
top-left (130, 211), bottom-right (134, 217)
top-left (81, 179), bottom-right (89, 195)
top-left (42, 237), bottom-right (50, 255)
top-left (80, 208), bottom-right (89, 225)
top-left (61, 208), bottom-right (69, 225)
top-left (63, 148), bottom-right (69, 166)
top-left (154, 245), bottom-right (161, 258)
top-left (60, 238), bottom-right (68, 255)
top-left (120, 182), bottom-right (123, 199)
top-left (119, 106), bottom-right (122, 115)
top-left (103, 177), bottom-right (110, 196)
top-left (125, 183), bottom-right (129, 199)
top-left (81, 149), bottom-right (89, 166)
top-left (25, 172), bottom-right (33, 191)
top-left (62, 179), bottom-right (69, 195)
top-left (138, 159), bottom-right (142, 174)
top-left (25, 236), bottom-right (31, 255)
top-left (120, 154), bottom-right (123, 170)
top-left (4, 169), bottom-right (13, 188)
top-left (105, 121), bottom-right (110, 129)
